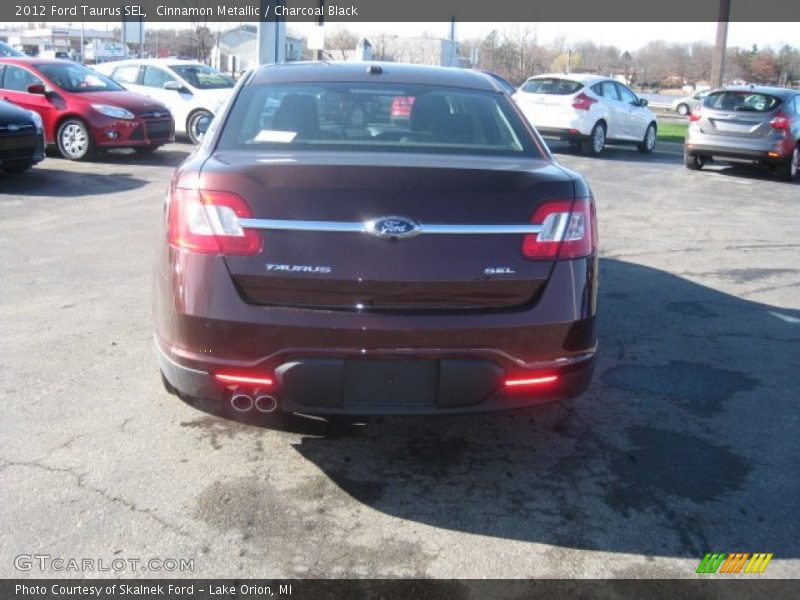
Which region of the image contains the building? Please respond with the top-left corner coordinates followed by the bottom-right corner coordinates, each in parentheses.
top-left (210, 24), bottom-right (305, 76)
top-left (1, 26), bottom-right (116, 61)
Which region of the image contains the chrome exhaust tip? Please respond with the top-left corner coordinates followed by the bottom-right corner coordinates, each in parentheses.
top-left (231, 394), bottom-right (254, 412)
top-left (254, 395), bottom-right (278, 413)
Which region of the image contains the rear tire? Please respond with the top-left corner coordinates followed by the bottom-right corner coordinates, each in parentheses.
top-left (637, 123), bottom-right (657, 153)
top-left (684, 151), bottom-right (704, 171)
top-left (581, 122), bottom-right (605, 156)
top-left (676, 103), bottom-right (690, 116)
top-left (777, 145), bottom-right (799, 182)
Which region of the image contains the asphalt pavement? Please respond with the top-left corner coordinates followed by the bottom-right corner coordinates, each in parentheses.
top-left (1, 141), bottom-right (798, 579)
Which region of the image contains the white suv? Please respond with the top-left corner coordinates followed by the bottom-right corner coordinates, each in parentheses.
top-left (513, 74), bottom-right (658, 156)
top-left (95, 59), bottom-right (235, 144)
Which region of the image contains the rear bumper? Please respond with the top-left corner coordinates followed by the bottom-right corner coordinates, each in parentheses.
top-left (685, 143), bottom-right (792, 164)
top-left (536, 127), bottom-right (591, 141)
top-left (155, 249), bottom-right (598, 415)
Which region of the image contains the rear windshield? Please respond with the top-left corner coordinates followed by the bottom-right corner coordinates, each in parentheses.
top-left (520, 78), bottom-right (583, 95)
top-left (217, 82), bottom-right (541, 157)
top-left (705, 91), bottom-right (782, 112)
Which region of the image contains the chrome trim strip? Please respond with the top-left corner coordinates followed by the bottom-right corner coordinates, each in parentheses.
top-left (238, 218), bottom-right (543, 235)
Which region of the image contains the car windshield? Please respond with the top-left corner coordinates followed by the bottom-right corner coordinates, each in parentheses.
top-left (521, 78), bottom-right (583, 95)
top-left (37, 63), bottom-right (123, 93)
top-left (170, 64), bottom-right (234, 89)
top-left (705, 91), bottom-right (782, 112)
top-left (217, 82), bottom-right (539, 157)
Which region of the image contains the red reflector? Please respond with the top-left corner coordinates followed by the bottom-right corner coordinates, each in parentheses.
top-left (505, 375), bottom-right (558, 387)
top-left (215, 374), bottom-right (273, 386)
top-left (689, 107), bottom-right (701, 122)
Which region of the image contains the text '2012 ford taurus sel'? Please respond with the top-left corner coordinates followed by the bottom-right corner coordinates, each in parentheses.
top-left (154, 62), bottom-right (598, 417)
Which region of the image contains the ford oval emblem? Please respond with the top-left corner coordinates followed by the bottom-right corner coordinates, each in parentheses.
top-left (364, 216), bottom-right (421, 240)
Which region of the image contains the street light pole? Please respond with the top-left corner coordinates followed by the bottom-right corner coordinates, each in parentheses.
top-left (710, 0), bottom-right (731, 88)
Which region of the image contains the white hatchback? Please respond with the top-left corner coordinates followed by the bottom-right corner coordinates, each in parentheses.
top-left (513, 74), bottom-right (658, 156)
top-left (95, 59), bottom-right (235, 144)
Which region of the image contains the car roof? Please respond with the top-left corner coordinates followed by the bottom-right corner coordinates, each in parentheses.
top-left (249, 61), bottom-right (502, 92)
top-left (101, 58), bottom-right (205, 67)
top-left (525, 73), bottom-right (607, 84)
top-left (0, 57), bottom-right (76, 66)
top-left (717, 85), bottom-right (797, 99)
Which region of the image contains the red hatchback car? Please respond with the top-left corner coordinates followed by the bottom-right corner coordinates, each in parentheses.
top-left (0, 58), bottom-right (174, 160)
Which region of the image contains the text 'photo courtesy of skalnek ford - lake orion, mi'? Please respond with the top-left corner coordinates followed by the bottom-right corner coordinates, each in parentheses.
top-left (1, 1), bottom-right (799, 596)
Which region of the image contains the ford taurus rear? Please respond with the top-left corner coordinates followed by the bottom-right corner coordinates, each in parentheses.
top-left (154, 63), bottom-right (598, 417)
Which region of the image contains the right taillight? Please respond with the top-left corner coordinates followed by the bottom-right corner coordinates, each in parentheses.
top-left (769, 111), bottom-right (789, 130)
top-left (522, 197), bottom-right (597, 260)
top-left (689, 106), bottom-right (702, 122)
top-left (572, 92), bottom-right (597, 111)
top-left (167, 188), bottom-right (262, 256)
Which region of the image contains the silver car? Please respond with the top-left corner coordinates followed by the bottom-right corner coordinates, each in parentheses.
top-left (672, 90), bottom-right (709, 116)
top-left (684, 86), bottom-right (800, 182)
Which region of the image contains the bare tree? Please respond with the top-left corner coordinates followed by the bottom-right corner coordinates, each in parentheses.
top-left (326, 28), bottom-right (358, 60)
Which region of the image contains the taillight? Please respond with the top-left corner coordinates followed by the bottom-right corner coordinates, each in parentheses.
top-left (167, 188), bottom-right (262, 256)
top-left (770, 111), bottom-right (789, 130)
top-left (572, 92), bottom-right (597, 111)
top-left (689, 107), bottom-right (702, 122)
top-left (522, 197), bottom-right (597, 260)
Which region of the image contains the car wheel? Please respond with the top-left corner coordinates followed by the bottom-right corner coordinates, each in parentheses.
top-left (581, 122), bottom-right (605, 156)
top-left (684, 151), bottom-right (705, 171)
top-left (187, 110), bottom-right (212, 145)
top-left (637, 123), bottom-right (657, 153)
top-left (777, 145), bottom-right (799, 182)
top-left (676, 103), bottom-right (690, 116)
top-left (57, 119), bottom-right (94, 161)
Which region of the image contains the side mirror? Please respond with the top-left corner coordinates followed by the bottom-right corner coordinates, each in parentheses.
top-left (164, 81), bottom-right (189, 93)
top-left (27, 83), bottom-right (46, 95)
top-left (637, 98), bottom-right (649, 107)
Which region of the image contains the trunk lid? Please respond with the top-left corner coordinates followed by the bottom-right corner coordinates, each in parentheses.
top-left (199, 151), bottom-right (574, 311)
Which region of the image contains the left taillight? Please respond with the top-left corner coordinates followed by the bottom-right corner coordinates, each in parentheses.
top-left (167, 188), bottom-right (262, 256)
top-left (521, 197), bottom-right (597, 260)
top-left (572, 92), bottom-right (597, 111)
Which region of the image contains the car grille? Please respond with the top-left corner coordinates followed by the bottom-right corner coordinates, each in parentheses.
top-left (144, 119), bottom-right (173, 141)
top-left (0, 132), bottom-right (39, 161)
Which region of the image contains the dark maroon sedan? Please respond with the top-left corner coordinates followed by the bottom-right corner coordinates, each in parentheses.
top-left (154, 62), bottom-right (598, 417)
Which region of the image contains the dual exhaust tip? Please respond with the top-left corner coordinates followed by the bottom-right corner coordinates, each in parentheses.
top-left (231, 393), bottom-right (278, 414)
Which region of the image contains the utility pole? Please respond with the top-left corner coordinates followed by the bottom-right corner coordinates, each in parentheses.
top-left (258, 0), bottom-right (286, 64)
top-left (710, 0), bottom-right (730, 88)
top-left (316, 0), bottom-right (325, 61)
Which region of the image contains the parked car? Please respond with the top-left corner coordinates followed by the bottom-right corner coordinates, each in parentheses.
top-left (684, 86), bottom-right (800, 182)
top-left (154, 62), bottom-right (598, 418)
top-left (0, 41), bottom-right (25, 58)
top-left (672, 89), bottom-right (709, 116)
top-left (513, 73), bottom-right (658, 156)
top-left (0, 58), bottom-right (174, 160)
top-left (95, 59), bottom-right (235, 144)
top-left (0, 99), bottom-right (45, 173)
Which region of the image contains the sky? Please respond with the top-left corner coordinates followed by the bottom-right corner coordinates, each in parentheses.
top-left (1, 21), bottom-right (796, 51)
